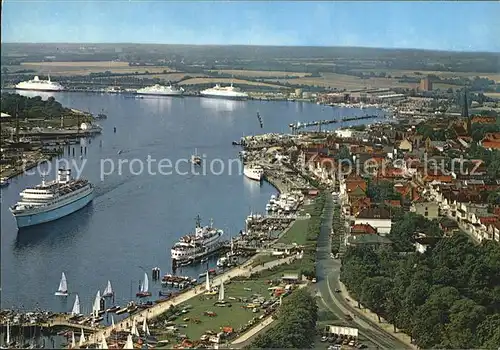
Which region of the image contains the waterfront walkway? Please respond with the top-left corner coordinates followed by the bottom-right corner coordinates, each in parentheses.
top-left (79, 255), bottom-right (297, 347)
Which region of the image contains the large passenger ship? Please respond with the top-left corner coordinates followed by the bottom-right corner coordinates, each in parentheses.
top-left (136, 84), bottom-right (184, 96)
top-left (15, 75), bottom-right (65, 92)
top-left (10, 168), bottom-right (94, 228)
top-left (170, 216), bottom-right (224, 263)
top-left (200, 83), bottom-right (248, 100)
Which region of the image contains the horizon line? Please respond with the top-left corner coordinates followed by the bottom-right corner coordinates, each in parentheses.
top-left (1, 42), bottom-right (499, 54)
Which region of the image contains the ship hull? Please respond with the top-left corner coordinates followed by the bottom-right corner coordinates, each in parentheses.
top-left (200, 94), bottom-right (248, 101)
top-left (136, 92), bottom-right (183, 97)
top-left (244, 169), bottom-right (263, 181)
top-left (15, 87), bottom-right (64, 92)
top-left (13, 191), bottom-right (94, 228)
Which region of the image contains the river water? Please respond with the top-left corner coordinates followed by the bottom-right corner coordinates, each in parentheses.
top-left (0, 92), bottom-right (383, 313)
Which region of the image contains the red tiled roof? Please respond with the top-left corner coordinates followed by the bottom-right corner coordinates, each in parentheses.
top-left (351, 224), bottom-right (377, 235)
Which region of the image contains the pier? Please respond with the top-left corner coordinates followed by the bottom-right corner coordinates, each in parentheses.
top-left (288, 115), bottom-right (378, 132)
top-left (0, 314), bottom-right (100, 333)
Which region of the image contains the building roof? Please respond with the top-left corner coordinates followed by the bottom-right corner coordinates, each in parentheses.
top-left (356, 207), bottom-right (391, 220)
top-left (351, 224), bottom-right (377, 235)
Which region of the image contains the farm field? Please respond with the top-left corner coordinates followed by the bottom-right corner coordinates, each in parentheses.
top-left (12, 61), bottom-right (175, 76)
top-left (264, 72), bottom-right (417, 90)
top-left (350, 69), bottom-right (500, 83)
top-left (209, 69), bottom-right (312, 78)
top-left (178, 77), bottom-right (285, 89)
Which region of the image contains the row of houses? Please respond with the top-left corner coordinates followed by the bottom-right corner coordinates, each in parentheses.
top-left (296, 119), bottom-right (500, 248)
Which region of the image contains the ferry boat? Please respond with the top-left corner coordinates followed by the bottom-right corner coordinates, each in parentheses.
top-left (200, 83), bottom-right (248, 100)
top-left (171, 216), bottom-right (224, 263)
top-left (243, 164), bottom-right (264, 181)
top-left (15, 75), bottom-right (64, 92)
top-left (10, 168), bottom-right (94, 228)
top-left (136, 84), bottom-right (184, 96)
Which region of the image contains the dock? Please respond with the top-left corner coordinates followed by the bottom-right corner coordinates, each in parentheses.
top-left (288, 115), bottom-right (378, 132)
top-left (0, 314), bottom-right (101, 333)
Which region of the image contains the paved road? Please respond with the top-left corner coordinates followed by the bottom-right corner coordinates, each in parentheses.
top-left (315, 193), bottom-right (410, 350)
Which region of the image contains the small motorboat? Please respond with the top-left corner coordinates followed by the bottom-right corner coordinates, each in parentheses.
top-left (106, 305), bottom-right (120, 313)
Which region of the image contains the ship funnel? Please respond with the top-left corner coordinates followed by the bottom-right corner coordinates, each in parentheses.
top-left (57, 168), bottom-right (72, 184)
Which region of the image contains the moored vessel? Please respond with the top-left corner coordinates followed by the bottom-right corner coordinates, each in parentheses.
top-left (15, 75), bottom-right (64, 92)
top-left (171, 215), bottom-right (224, 263)
top-left (10, 168), bottom-right (94, 228)
top-left (243, 164), bottom-right (264, 181)
top-left (200, 83), bottom-right (248, 100)
top-left (136, 84), bottom-right (184, 96)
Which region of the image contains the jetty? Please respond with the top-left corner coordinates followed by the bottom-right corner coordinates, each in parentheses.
top-left (288, 114), bottom-right (378, 132)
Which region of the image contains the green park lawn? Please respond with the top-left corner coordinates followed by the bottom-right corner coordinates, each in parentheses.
top-left (155, 279), bottom-right (276, 342)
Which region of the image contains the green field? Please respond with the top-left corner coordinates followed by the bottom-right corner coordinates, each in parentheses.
top-left (277, 203), bottom-right (315, 245)
top-left (153, 279), bottom-right (279, 343)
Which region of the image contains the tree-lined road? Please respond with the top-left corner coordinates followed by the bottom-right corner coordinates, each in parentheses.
top-left (315, 193), bottom-right (411, 349)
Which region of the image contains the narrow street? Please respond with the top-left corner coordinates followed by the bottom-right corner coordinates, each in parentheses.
top-left (315, 193), bottom-right (410, 349)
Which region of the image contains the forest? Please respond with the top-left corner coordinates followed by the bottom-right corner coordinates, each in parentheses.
top-left (0, 92), bottom-right (71, 119)
top-left (340, 226), bottom-right (500, 349)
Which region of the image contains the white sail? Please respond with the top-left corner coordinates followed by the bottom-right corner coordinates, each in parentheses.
top-left (71, 294), bottom-right (81, 315)
top-left (79, 329), bottom-right (86, 346)
top-left (103, 280), bottom-right (113, 296)
top-left (92, 290), bottom-right (101, 317)
top-left (100, 335), bottom-right (108, 350)
top-left (55, 272), bottom-right (68, 295)
top-left (218, 280), bottom-right (225, 301)
top-left (205, 271), bottom-right (210, 291)
top-left (142, 273), bottom-right (149, 292)
top-left (71, 331), bottom-right (76, 348)
top-left (123, 334), bottom-right (134, 349)
top-left (131, 318), bottom-right (139, 337)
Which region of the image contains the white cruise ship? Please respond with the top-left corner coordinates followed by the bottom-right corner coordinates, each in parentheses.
top-left (136, 84), bottom-right (184, 96)
top-left (10, 168), bottom-right (94, 228)
top-left (15, 76), bottom-right (64, 92)
top-left (171, 216), bottom-right (224, 262)
top-left (244, 164), bottom-right (264, 181)
top-left (200, 83), bottom-right (248, 100)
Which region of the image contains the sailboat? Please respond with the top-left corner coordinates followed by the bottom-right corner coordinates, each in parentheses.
top-left (71, 294), bottom-right (81, 316)
top-left (130, 319), bottom-right (139, 337)
top-left (191, 148), bottom-right (202, 165)
top-left (54, 272), bottom-right (68, 296)
top-left (102, 280), bottom-right (114, 298)
top-left (205, 271), bottom-right (211, 291)
top-left (136, 273), bottom-right (151, 297)
top-left (78, 329), bottom-right (86, 347)
top-left (123, 334), bottom-right (134, 349)
top-left (92, 290), bottom-right (102, 318)
top-left (142, 318), bottom-right (150, 336)
top-left (71, 332), bottom-right (76, 348)
top-left (218, 280), bottom-right (225, 301)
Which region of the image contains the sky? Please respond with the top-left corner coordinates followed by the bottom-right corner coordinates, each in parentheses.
top-left (1, 1), bottom-right (499, 52)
